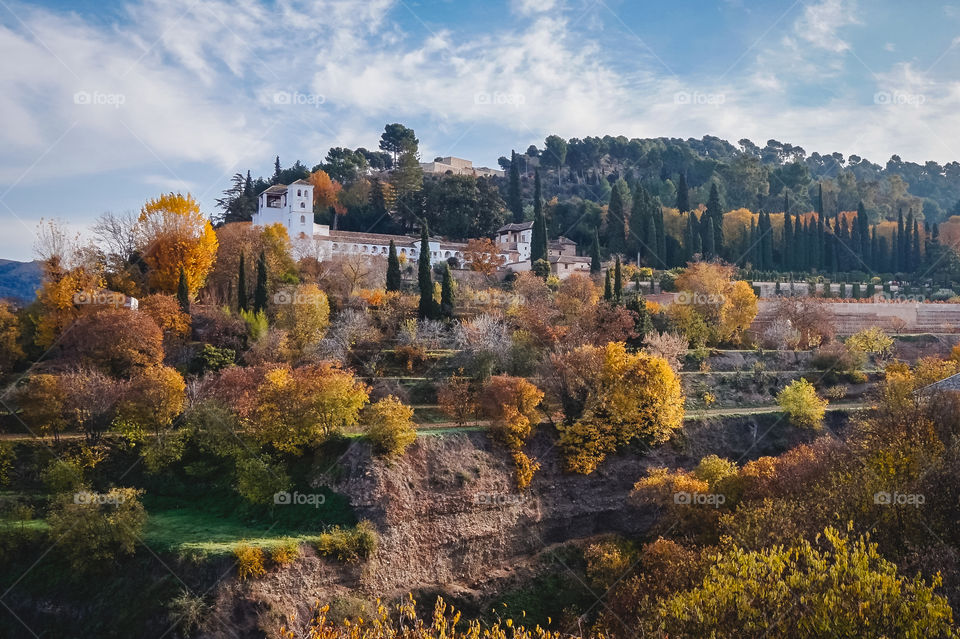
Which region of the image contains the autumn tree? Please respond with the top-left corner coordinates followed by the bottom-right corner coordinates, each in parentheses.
top-left (250, 363), bottom-right (369, 453)
top-left (463, 238), bottom-right (505, 276)
top-left (481, 375), bottom-right (544, 489)
top-left (0, 301), bottom-right (23, 373)
top-left (777, 378), bottom-right (827, 429)
top-left (117, 365), bottom-right (186, 442)
top-left (309, 169), bottom-right (346, 226)
top-left (139, 293), bottom-right (190, 342)
top-left (59, 308), bottom-right (164, 376)
top-left (550, 342), bottom-right (684, 474)
top-left (437, 375), bottom-right (479, 426)
top-left (363, 396), bottom-right (417, 457)
top-left (273, 283), bottom-right (330, 361)
top-left (135, 192), bottom-right (218, 294)
top-left (16, 374), bottom-right (67, 440)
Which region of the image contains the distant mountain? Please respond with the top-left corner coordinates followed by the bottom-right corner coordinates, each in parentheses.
top-left (0, 259), bottom-right (42, 304)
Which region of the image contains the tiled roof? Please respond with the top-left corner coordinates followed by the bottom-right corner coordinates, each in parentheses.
top-left (497, 222), bottom-right (534, 232)
top-left (291, 178), bottom-right (312, 185)
top-left (920, 372), bottom-right (960, 394)
top-left (260, 184), bottom-right (287, 194)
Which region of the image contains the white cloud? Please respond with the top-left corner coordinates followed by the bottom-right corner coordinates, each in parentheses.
top-left (791, 0), bottom-right (860, 53)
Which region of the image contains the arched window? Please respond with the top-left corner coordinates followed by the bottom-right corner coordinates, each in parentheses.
top-left (300, 202), bottom-right (305, 208)
top-left (297, 189), bottom-right (302, 196)
top-left (300, 215), bottom-right (305, 223)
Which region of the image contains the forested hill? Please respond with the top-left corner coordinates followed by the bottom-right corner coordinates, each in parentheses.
top-left (510, 135), bottom-right (960, 224)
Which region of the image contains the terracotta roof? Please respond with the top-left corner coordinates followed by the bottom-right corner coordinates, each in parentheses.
top-left (260, 184), bottom-right (287, 194)
top-left (548, 255), bottom-right (592, 264)
top-left (329, 230), bottom-right (419, 246)
top-left (291, 178), bottom-right (312, 185)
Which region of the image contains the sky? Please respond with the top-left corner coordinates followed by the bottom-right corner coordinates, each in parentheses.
top-left (2, 0), bottom-right (960, 260)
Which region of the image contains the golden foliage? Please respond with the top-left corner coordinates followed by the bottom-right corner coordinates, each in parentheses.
top-left (363, 396), bottom-right (417, 457)
top-left (233, 543), bottom-right (266, 581)
top-left (136, 193), bottom-right (218, 294)
top-left (309, 170), bottom-right (345, 216)
top-left (463, 238), bottom-right (506, 275)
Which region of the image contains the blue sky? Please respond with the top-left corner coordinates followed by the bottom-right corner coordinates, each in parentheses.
top-left (2, 0), bottom-right (960, 260)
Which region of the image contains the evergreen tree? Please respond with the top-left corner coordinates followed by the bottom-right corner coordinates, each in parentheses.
top-left (606, 178), bottom-right (630, 254)
top-left (904, 212), bottom-right (915, 272)
top-left (386, 240), bottom-right (403, 291)
top-left (440, 264), bottom-right (454, 319)
top-left (629, 183), bottom-right (650, 260)
top-left (177, 267), bottom-right (190, 313)
top-left (706, 183), bottom-right (723, 255)
top-left (794, 214), bottom-right (804, 271)
top-left (254, 250), bottom-right (268, 313)
top-left (857, 201), bottom-right (870, 264)
top-left (655, 201), bottom-right (666, 266)
top-left (817, 183), bottom-right (823, 217)
top-left (590, 229), bottom-right (602, 274)
top-left (603, 269), bottom-right (613, 301)
top-left (896, 209), bottom-right (905, 271)
top-left (530, 170), bottom-right (549, 268)
top-left (613, 256), bottom-right (623, 303)
top-left (761, 212), bottom-right (774, 270)
top-left (626, 290), bottom-right (653, 340)
top-left (783, 190), bottom-right (790, 216)
top-left (273, 156), bottom-right (282, 184)
top-left (912, 217), bottom-right (921, 272)
top-left (418, 225), bottom-right (436, 319)
top-left (675, 173), bottom-right (690, 213)
top-left (237, 251), bottom-right (247, 312)
top-left (748, 218), bottom-right (758, 268)
top-left (646, 215), bottom-right (658, 265)
top-left (703, 217), bottom-right (716, 258)
top-left (508, 150), bottom-right (523, 223)
top-left (783, 212), bottom-right (793, 270)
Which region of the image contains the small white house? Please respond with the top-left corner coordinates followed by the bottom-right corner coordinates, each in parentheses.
top-left (252, 179), bottom-right (319, 238)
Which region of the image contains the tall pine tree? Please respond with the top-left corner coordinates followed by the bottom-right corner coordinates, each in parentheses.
top-left (675, 173), bottom-right (690, 213)
top-left (418, 224), bottom-right (437, 319)
top-left (590, 229), bottom-right (602, 274)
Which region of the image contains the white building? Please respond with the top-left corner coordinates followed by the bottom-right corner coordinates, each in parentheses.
top-left (252, 185), bottom-right (587, 278)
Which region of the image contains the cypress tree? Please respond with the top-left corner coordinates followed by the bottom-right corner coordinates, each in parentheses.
top-left (654, 199), bottom-right (666, 266)
top-left (626, 290), bottom-right (652, 340)
top-left (675, 173), bottom-right (690, 213)
top-left (646, 215), bottom-right (658, 265)
top-left (386, 240), bottom-right (403, 291)
top-left (254, 250), bottom-right (268, 313)
top-left (606, 178), bottom-right (629, 255)
top-left (857, 201), bottom-right (870, 264)
top-left (749, 218), bottom-right (758, 268)
top-left (508, 150), bottom-right (523, 223)
top-left (177, 267), bottom-right (190, 314)
top-left (629, 183), bottom-right (649, 259)
top-left (783, 212), bottom-right (793, 270)
top-left (896, 209), bottom-right (905, 271)
top-left (530, 169), bottom-right (548, 269)
top-left (761, 212), bottom-right (774, 270)
top-left (904, 212), bottom-right (915, 272)
top-left (440, 264), bottom-right (454, 319)
top-left (912, 217), bottom-right (921, 272)
top-left (418, 224), bottom-right (436, 319)
top-left (794, 214), bottom-right (804, 271)
top-left (603, 269), bottom-right (613, 301)
top-left (590, 229), bottom-right (602, 274)
top-left (703, 217), bottom-right (716, 257)
top-left (273, 155), bottom-right (282, 184)
top-left (613, 256), bottom-right (623, 303)
top-left (237, 251), bottom-right (248, 312)
top-left (817, 183), bottom-right (823, 217)
top-left (706, 183), bottom-right (723, 255)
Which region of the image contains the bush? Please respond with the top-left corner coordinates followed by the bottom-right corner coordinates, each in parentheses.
top-left (233, 542), bottom-right (266, 580)
top-left (47, 487), bottom-right (146, 572)
top-left (313, 520), bottom-right (378, 562)
top-left (777, 379), bottom-right (828, 429)
top-left (363, 396), bottom-right (417, 457)
top-left (41, 458), bottom-right (85, 494)
top-left (167, 589), bottom-right (209, 635)
top-left (192, 343), bottom-right (236, 374)
top-left (269, 539), bottom-right (300, 565)
top-left (234, 455), bottom-right (291, 505)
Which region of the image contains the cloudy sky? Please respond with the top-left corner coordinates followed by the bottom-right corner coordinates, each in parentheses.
top-left (1, 0), bottom-right (959, 260)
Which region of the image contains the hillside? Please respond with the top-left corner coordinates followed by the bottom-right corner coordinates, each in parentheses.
top-left (0, 259), bottom-right (41, 303)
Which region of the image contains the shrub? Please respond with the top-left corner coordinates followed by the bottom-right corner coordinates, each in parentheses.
top-left (777, 379), bottom-right (828, 429)
top-left (363, 396), bottom-right (417, 457)
top-left (313, 521), bottom-right (378, 562)
top-left (233, 542), bottom-right (266, 580)
top-left (41, 458), bottom-right (85, 494)
top-left (269, 539), bottom-right (300, 566)
top-left (192, 343), bottom-right (236, 373)
top-left (234, 455), bottom-right (291, 505)
top-left (167, 589), bottom-right (209, 635)
top-left (47, 487), bottom-right (146, 572)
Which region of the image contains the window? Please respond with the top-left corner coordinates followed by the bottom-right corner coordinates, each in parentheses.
top-left (301, 202), bottom-right (305, 208)
top-left (297, 189), bottom-right (302, 196)
top-left (300, 215), bottom-right (305, 223)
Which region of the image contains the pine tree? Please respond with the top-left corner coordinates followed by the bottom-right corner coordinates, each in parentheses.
top-left (590, 230), bottom-right (602, 274)
top-left (508, 150), bottom-right (523, 223)
top-left (418, 225), bottom-right (436, 319)
top-left (273, 156), bottom-right (282, 184)
top-left (440, 264), bottom-right (454, 319)
top-left (603, 269), bottom-right (613, 301)
top-left (386, 240), bottom-right (403, 291)
top-left (675, 173), bottom-right (690, 213)
top-left (613, 256), bottom-right (623, 303)
top-left (237, 251), bottom-right (247, 312)
top-left (629, 183), bottom-right (650, 259)
top-left (254, 250), bottom-right (268, 313)
top-left (177, 267), bottom-right (190, 313)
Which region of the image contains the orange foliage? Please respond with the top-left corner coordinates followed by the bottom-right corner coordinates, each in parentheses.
top-left (136, 193), bottom-right (218, 295)
top-left (309, 170), bottom-right (345, 216)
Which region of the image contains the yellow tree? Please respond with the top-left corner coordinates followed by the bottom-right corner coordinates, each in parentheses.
top-left (273, 283), bottom-right (330, 360)
top-left (556, 342), bottom-right (685, 474)
top-left (363, 396), bottom-right (417, 456)
top-left (0, 301), bottom-right (24, 372)
top-left (136, 193), bottom-right (218, 295)
top-left (719, 280), bottom-right (758, 346)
